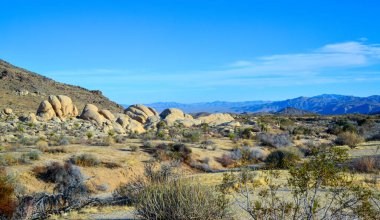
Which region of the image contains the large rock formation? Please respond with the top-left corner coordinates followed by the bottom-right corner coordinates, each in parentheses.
top-left (115, 114), bottom-right (145, 134)
top-left (160, 108), bottom-right (198, 127)
top-left (197, 113), bottom-right (235, 126)
top-left (37, 95), bottom-right (78, 121)
top-left (80, 104), bottom-right (108, 125)
top-left (124, 104), bottom-right (159, 124)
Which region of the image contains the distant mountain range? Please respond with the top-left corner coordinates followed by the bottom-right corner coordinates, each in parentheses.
top-left (124, 94), bottom-right (380, 115)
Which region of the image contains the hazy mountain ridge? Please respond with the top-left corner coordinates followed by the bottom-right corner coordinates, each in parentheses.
top-left (124, 101), bottom-right (270, 113)
top-left (141, 94), bottom-right (380, 114)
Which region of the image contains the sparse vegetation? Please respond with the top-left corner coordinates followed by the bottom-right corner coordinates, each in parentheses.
top-left (69, 153), bottom-right (100, 167)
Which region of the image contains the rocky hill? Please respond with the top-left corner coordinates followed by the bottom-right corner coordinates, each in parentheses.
top-left (0, 59), bottom-right (123, 114)
top-left (275, 107), bottom-right (316, 116)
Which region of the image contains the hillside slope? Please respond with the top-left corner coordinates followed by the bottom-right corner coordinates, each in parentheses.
top-left (0, 60), bottom-right (123, 114)
top-left (275, 107), bottom-right (316, 116)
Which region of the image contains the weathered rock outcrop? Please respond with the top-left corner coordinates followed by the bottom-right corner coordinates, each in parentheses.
top-left (116, 114), bottom-right (145, 134)
top-left (196, 113), bottom-right (235, 126)
top-left (124, 104), bottom-right (159, 124)
top-left (79, 104), bottom-right (107, 125)
top-left (3, 108), bottom-right (13, 115)
top-left (37, 95), bottom-right (78, 121)
top-left (160, 108), bottom-right (198, 127)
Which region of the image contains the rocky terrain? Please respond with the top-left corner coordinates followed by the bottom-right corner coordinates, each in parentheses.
top-left (0, 60), bottom-right (123, 114)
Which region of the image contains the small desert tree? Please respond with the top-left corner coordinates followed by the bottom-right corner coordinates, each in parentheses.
top-left (221, 147), bottom-right (380, 219)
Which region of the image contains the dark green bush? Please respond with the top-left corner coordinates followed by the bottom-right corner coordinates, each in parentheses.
top-left (265, 149), bottom-right (300, 168)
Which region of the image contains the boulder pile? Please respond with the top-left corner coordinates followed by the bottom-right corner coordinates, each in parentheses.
top-left (34, 95), bottom-right (237, 134)
top-left (37, 95), bottom-right (78, 121)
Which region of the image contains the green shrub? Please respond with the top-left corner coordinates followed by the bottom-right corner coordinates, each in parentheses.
top-left (21, 150), bottom-right (41, 161)
top-left (0, 168), bottom-right (17, 219)
top-left (335, 131), bottom-right (364, 148)
top-left (135, 179), bottom-right (229, 220)
top-left (69, 154), bottom-right (100, 167)
top-left (130, 145), bottom-right (139, 152)
top-left (265, 149), bottom-right (300, 169)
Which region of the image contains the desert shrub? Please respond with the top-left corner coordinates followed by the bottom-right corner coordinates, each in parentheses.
top-left (328, 120), bottom-right (358, 135)
top-left (35, 140), bottom-right (49, 148)
top-left (155, 143), bottom-right (192, 163)
top-left (86, 132), bottom-right (93, 139)
top-left (142, 141), bottom-right (153, 148)
top-left (113, 163), bottom-right (177, 204)
top-left (69, 154), bottom-right (100, 167)
top-left (135, 179), bottom-right (229, 220)
top-left (239, 127), bottom-right (256, 139)
top-left (130, 145), bottom-right (139, 152)
top-left (0, 168), bottom-right (17, 219)
top-left (57, 136), bottom-right (70, 146)
top-left (98, 136), bottom-right (115, 146)
top-left (20, 150), bottom-right (41, 162)
top-left (182, 130), bottom-right (202, 143)
top-left (351, 155), bottom-right (380, 173)
top-left (216, 154), bottom-right (235, 167)
top-left (33, 162), bottom-right (86, 192)
top-left (102, 161), bottom-right (122, 169)
top-left (107, 129), bottom-right (116, 137)
top-left (114, 135), bottom-right (125, 143)
top-left (265, 149), bottom-right (300, 169)
top-left (18, 136), bottom-right (37, 146)
top-left (230, 148), bottom-right (242, 161)
top-left (335, 131), bottom-right (364, 148)
top-left (0, 154), bottom-right (19, 166)
top-left (248, 147), bottom-right (269, 161)
top-left (95, 183), bottom-right (109, 192)
top-left (40, 147), bottom-right (67, 154)
top-left (190, 158), bottom-right (212, 172)
top-left (256, 132), bottom-right (292, 148)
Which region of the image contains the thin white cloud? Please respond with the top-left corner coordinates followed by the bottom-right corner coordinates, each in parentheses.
top-left (46, 41), bottom-right (380, 90)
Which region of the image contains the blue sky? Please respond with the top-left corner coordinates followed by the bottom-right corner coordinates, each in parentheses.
top-left (1, 0), bottom-right (380, 104)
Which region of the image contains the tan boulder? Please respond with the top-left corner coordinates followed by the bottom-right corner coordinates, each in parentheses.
top-left (48, 95), bottom-right (63, 118)
top-left (124, 104), bottom-right (159, 124)
top-left (99, 109), bottom-right (115, 121)
top-left (37, 95), bottom-right (79, 121)
top-left (58, 95), bottom-right (76, 117)
top-left (79, 104), bottom-right (106, 125)
top-left (37, 100), bottom-right (56, 121)
top-left (116, 114), bottom-right (145, 134)
top-left (3, 108), bottom-right (13, 115)
top-left (160, 108), bottom-right (196, 127)
top-left (197, 113), bottom-right (235, 126)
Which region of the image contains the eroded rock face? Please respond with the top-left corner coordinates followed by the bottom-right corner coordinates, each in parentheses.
top-left (37, 95), bottom-right (78, 121)
top-left (124, 104), bottom-right (159, 124)
top-left (79, 104), bottom-right (106, 125)
top-left (116, 114), bottom-right (145, 134)
top-left (196, 113), bottom-right (235, 126)
top-left (160, 108), bottom-right (197, 127)
top-left (99, 109), bottom-right (115, 121)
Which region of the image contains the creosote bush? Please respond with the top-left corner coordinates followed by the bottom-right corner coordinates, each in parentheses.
top-left (0, 168), bottom-right (17, 219)
top-left (335, 131), bottom-right (364, 148)
top-left (69, 154), bottom-right (100, 167)
top-left (114, 163), bottom-right (229, 220)
top-left (257, 132), bottom-right (292, 148)
top-left (351, 155), bottom-right (380, 173)
top-left (136, 179), bottom-right (229, 220)
top-left (265, 148), bottom-right (300, 169)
